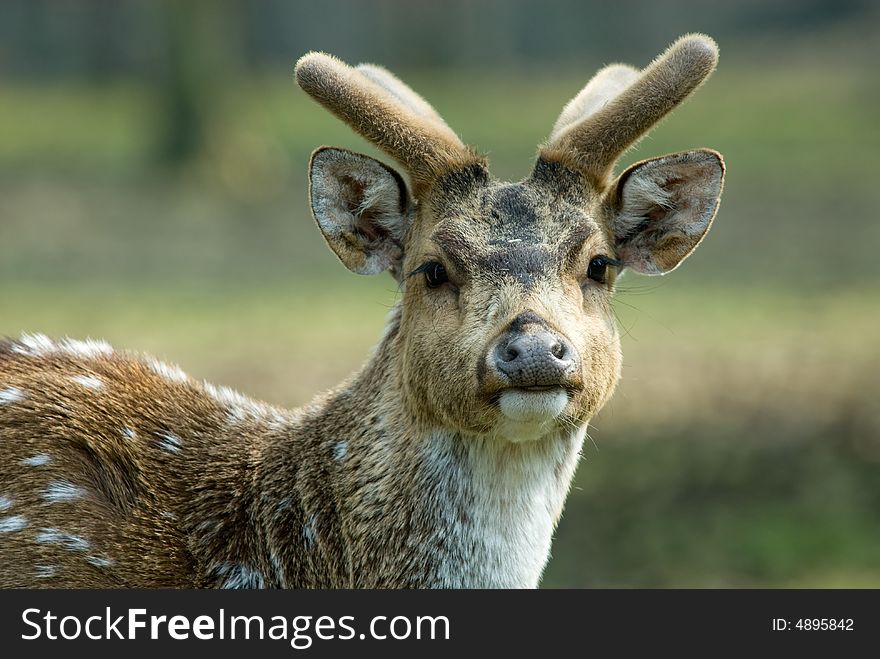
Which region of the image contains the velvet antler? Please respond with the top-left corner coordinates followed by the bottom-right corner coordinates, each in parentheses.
top-left (541, 34), bottom-right (719, 184)
top-left (295, 53), bottom-right (483, 194)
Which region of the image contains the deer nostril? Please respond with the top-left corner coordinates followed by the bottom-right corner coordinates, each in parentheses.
top-left (503, 345), bottom-right (521, 362)
top-left (550, 341), bottom-right (565, 360)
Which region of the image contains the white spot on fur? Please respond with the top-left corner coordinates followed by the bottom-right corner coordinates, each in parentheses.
top-left (160, 511), bottom-right (177, 520)
top-left (42, 480), bottom-right (87, 503)
top-left (14, 334), bottom-right (113, 360)
top-left (333, 441), bottom-right (348, 462)
top-left (225, 407), bottom-right (247, 425)
top-left (34, 565), bottom-right (57, 578)
top-left (36, 528), bottom-right (91, 552)
top-left (21, 453), bottom-right (52, 467)
top-left (0, 387), bottom-right (25, 405)
top-left (204, 382), bottom-right (251, 409)
top-left (156, 431), bottom-right (182, 453)
top-left (202, 381), bottom-right (291, 429)
top-left (147, 359), bottom-right (189, 384)
top-left (302, 514), bottom-right (317, 549)
top-left (0, 495), bottom-right (12, 511)
top-left (212, 563), bottom-right (265, 589)
top-left (269, 550), bottom-right (286, 587)
top-left (13, 333), bottom-right (55, 356)
top-left (71, 374), bottom-right (104, 390)
top-left (266, 409), bottom-right (291, 431)
top-left (86, 555), bottom-right (114, 568)
top-left (121, 427), bottom-right (137, 441)
top-left (0, 515), bottom-right (28, 532)
top-left (58, 337), bottom-right (113, 358)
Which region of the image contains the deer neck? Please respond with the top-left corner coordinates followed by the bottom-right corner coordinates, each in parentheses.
top-left (381, 427), bottom-right (586, 588)
top-left (198, 305), bottom-right (586, 588)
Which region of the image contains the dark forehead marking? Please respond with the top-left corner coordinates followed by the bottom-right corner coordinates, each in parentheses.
top-left (432, 220), bottom-right (600, 285)
top-left (488, 185), bottom-right (538, 227)
top-left (439, 163), bottom-right (490, 193)
top-left (427, 165), bottom-right (605, 285)
top-left (431, 163), bottom-right (491, 215)
top-left (431, 222), bottom-right (552, 286)
top-left (483, 244), bottom-right (553, 287)
top-left (431, 228), bottom-right (605, 293)
top-left (484, 183), bottom-right (602, 264)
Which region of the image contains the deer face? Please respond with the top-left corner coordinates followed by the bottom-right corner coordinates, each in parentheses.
top-left (401, 164), bottom-right (620, 441)
top-left (309, 147), bottom-right (721, 441)
top-left (298, 35), bottom-right (724, 441)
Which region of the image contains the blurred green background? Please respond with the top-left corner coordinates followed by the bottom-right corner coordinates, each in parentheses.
top-left (1, 0), bottom-right (878, 587)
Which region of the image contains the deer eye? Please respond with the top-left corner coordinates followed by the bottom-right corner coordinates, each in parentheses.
top-left (587, 256), bottom-right (620, 284)
top-left (420, 261), bottom-right (448, 288)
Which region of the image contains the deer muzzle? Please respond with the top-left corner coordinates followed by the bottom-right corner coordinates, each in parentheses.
top-left (481, 311), bottom-right (581, 425)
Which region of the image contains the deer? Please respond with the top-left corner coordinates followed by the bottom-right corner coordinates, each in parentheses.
top-left (0, 34), bottom-right (724, 588)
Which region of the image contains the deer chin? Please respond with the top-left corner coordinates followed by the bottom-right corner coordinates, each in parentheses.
top-left (494, 387), bottom-right (570, 442)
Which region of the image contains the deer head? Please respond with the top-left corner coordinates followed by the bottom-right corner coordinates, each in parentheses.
top-left (296, 34), bottom-right (724, 443)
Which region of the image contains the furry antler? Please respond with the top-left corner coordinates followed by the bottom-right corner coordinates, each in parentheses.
top-left (541, 33), bottom-right (719, 184)
top-left (295, 53), bottom-right (482, 193)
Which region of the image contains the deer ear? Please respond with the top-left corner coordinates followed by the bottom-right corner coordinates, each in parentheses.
top-left (309, 147), bottom-right (409, 276)
top-left (608, 149), bottom-right (724, 275)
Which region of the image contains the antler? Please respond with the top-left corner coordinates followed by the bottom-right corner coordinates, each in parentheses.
top-left (541, 34), bottom-right (719, 184)
top-left (295, 53), bottom-right (482, 193)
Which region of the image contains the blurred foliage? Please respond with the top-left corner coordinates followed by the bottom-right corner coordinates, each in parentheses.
top-left (0, 0), bottom-right (878, 587)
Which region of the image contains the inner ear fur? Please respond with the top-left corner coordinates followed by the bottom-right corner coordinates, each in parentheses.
top-left (309, 147), bottom-right (409, 276)
top-left (607, 149), bottom-right (724, 275)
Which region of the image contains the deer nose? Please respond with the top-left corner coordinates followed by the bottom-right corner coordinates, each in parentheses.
top-left (493, 331), bottom-right (576, 387)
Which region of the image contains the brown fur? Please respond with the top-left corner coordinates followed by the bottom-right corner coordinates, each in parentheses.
top-left (0, 36), bottom-right (725, 588)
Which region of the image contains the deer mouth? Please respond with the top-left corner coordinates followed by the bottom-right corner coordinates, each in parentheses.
top-left (496, 386), bottom-right (570, 423)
